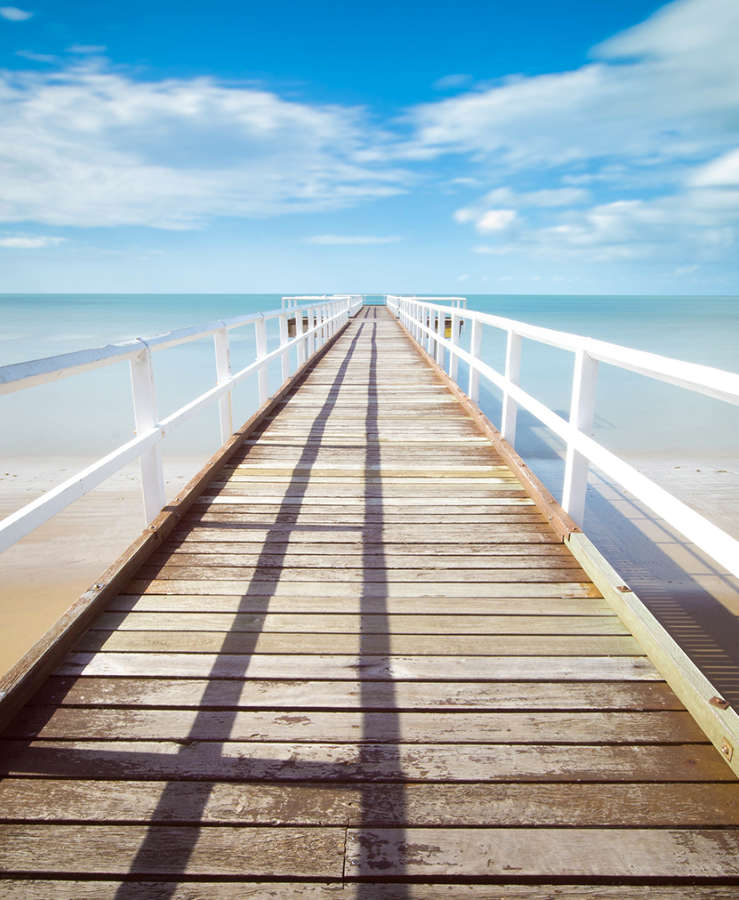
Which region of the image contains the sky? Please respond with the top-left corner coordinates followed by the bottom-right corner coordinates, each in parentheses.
top-left (0, 0), bottom-right (738, 294)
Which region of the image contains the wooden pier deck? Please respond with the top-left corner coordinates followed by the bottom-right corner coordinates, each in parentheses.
top-left (0, 305), bottom-right (738, 896)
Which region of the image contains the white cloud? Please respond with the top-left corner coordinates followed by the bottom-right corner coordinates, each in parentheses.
top-left (454, 187), bottom-right (589, 233)
top-left (691, 149), bottom-right (739, 187)
top-left (422, 0), bottom-right (739, 269)
top-left (67, 45), bottom-right (107, 54)
top-left (0, 235), bottom-right (65, 248)
top-left (476, 209), bottom-right (517, 232)
top-left (452, 208), bottom-right (477, 225)
top-left (0, 6), bottom-right (32, 20)
top-left (305, 234), bottom-right (402, 245)
top-left (406, 0), bottom-right (739, 172)
top-left (0, 64), bottom-right (409, 228)
top-left (16, 49), bottom-right (56, 63)
top-left (471, 189), bottom-right (738, 264)
top-left (433, 74), bottom-right (472, 91)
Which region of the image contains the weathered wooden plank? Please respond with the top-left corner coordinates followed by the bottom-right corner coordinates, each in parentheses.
top-left (150, 551), bottom-right (583, 571)
top-left (187, 510), bottom-right (550, 523)
top-left (231, 452), bottom-right (501, 464)
top-left (344, 827), bottom-right (739, 878)
top-left (137, 565), bottom-right (590, 584)
top-left (32, 676), bottom-right (683, 711)
top-left (1, 882), bottom-right (736, 899)
top-left (7, 707), bottom-right (704, 743)
top-left (107, 594), bottom-right (612, 615)
top-left (57, 652), bottom-right (658, 680)
top-left (0, 824), bottom-right (344, 877)
top-left (216, 471), bottom-right (522, 482)
top-left (227, 464), bottom-right (509, 476)
top-left (208, 483), bottom-right (528, 495)
top-left (242, 432), bottom-right (488, 440)
top-left (172, 525), bottom-right (559, 542)
top-left (129, 580), bottom-right (601, 598)
top-left (74, 631), bottom-right (643, 656)
top-left (195, 495), bottom-right (536, 506)
top-left (92, 612), bottom-right (628, 635)
top-left (0, 780), bottom-right (734, 826)
top-left (158, 545), bottom-right (571, 561)
top-left (0, 740), bottom-right (728, 781)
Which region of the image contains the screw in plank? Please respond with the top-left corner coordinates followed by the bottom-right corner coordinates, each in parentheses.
top-left (710, 696), bottom-right (730, 710)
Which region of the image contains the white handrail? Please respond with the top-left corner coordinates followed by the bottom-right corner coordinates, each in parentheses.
top-left (0, 295), bottom-right (362, 554)
top-left (386, 294), bottom-right (739, 580)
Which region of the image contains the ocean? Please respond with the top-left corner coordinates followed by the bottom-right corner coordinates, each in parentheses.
top-left (1, 293), bottom-right (737, 464)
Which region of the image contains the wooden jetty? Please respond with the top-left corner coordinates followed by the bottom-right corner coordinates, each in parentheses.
top-left (0, 305), bottom-right (738, 895)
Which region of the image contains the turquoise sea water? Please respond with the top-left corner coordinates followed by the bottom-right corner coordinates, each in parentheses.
top-left (1, 293), bottom-right (737, 461)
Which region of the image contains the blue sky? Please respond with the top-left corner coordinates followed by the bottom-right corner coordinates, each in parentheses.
top-left (0, 0), bottom-right (737, 293)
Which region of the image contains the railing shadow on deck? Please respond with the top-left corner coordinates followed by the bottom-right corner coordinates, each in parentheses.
top-left (476, 383), bottom-right (739, 706)
top-left (0, 306), bottom-right (410, 891)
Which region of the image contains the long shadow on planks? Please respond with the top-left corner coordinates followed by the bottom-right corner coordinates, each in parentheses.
top-left (103, 308), bottom-right (399, 894)
top-left (101, 304), bottom-right (405, 892)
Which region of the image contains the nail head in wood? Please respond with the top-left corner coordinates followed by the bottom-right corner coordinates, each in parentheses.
top-left (710, 696), bottom-right (730, 710)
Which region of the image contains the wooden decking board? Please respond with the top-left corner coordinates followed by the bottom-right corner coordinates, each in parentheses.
top-left (31, 677), bottom-right (685, 710)
top-left (0, 740), bottom-right (731, 782)
top-left (73, 632), bottom-right (644, 657)
top-left (55, 651), bottom-right (662, 680)
top-left (0, 780), bottom-right (736, 826)
top-left (1, 884), bottom-right (737, 900)
top-left (0, 305), bottom-right (736, 893)
top-left (128, 579), bottom-right (603, 597)
top-left (92, 612), bottom-right (630, 634)
top-left (107, 595), bottom-right (615, 614)
top-left (6, 708), bottom-right (706, 743)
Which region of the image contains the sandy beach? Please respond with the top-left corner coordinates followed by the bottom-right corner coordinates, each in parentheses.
top-left (0, 456), bottom-right (206, 675)
top-left (0, 450), bottom-right (737, 685)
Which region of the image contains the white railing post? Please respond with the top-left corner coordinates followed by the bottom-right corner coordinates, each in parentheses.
top-left (308, 307), bottom-right (316, 356)
top-left (296, 309), bottom-right (306, 367)
top-left (278, 313), bottom-right (290, 381)
top-left (254, 315), bottom-right (268, 405)
top-left (213, 325), bottom-right (233, 444)
top-left (562, 349), bottom-right (599, 525)
top-left (435, 308), bottom-right (444, 366)
top-left (129, 342), bottom-right (166, 524)
top-left (448, 312), bottom-right (460, 380)
top-left (501, 330), bottom-right (522, 444)
top-left (468, 318), bottom-right (482, 403)
top-left (425, 305), bottom-right (433, 355)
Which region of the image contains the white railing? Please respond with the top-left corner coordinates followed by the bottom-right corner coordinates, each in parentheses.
top-left (0, 294), bottom-right (362, 554)
top-left (386, 294), bottom-right (739, 580)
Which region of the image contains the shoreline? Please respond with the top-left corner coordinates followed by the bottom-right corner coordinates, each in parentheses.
top-left (0, 451), bottom-right (737, 680)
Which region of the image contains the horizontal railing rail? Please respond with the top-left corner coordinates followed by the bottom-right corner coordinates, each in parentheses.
top-left (387, 294), bottom-right (739, 580)
top-left (0, 295), bottom-right (362, 554)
